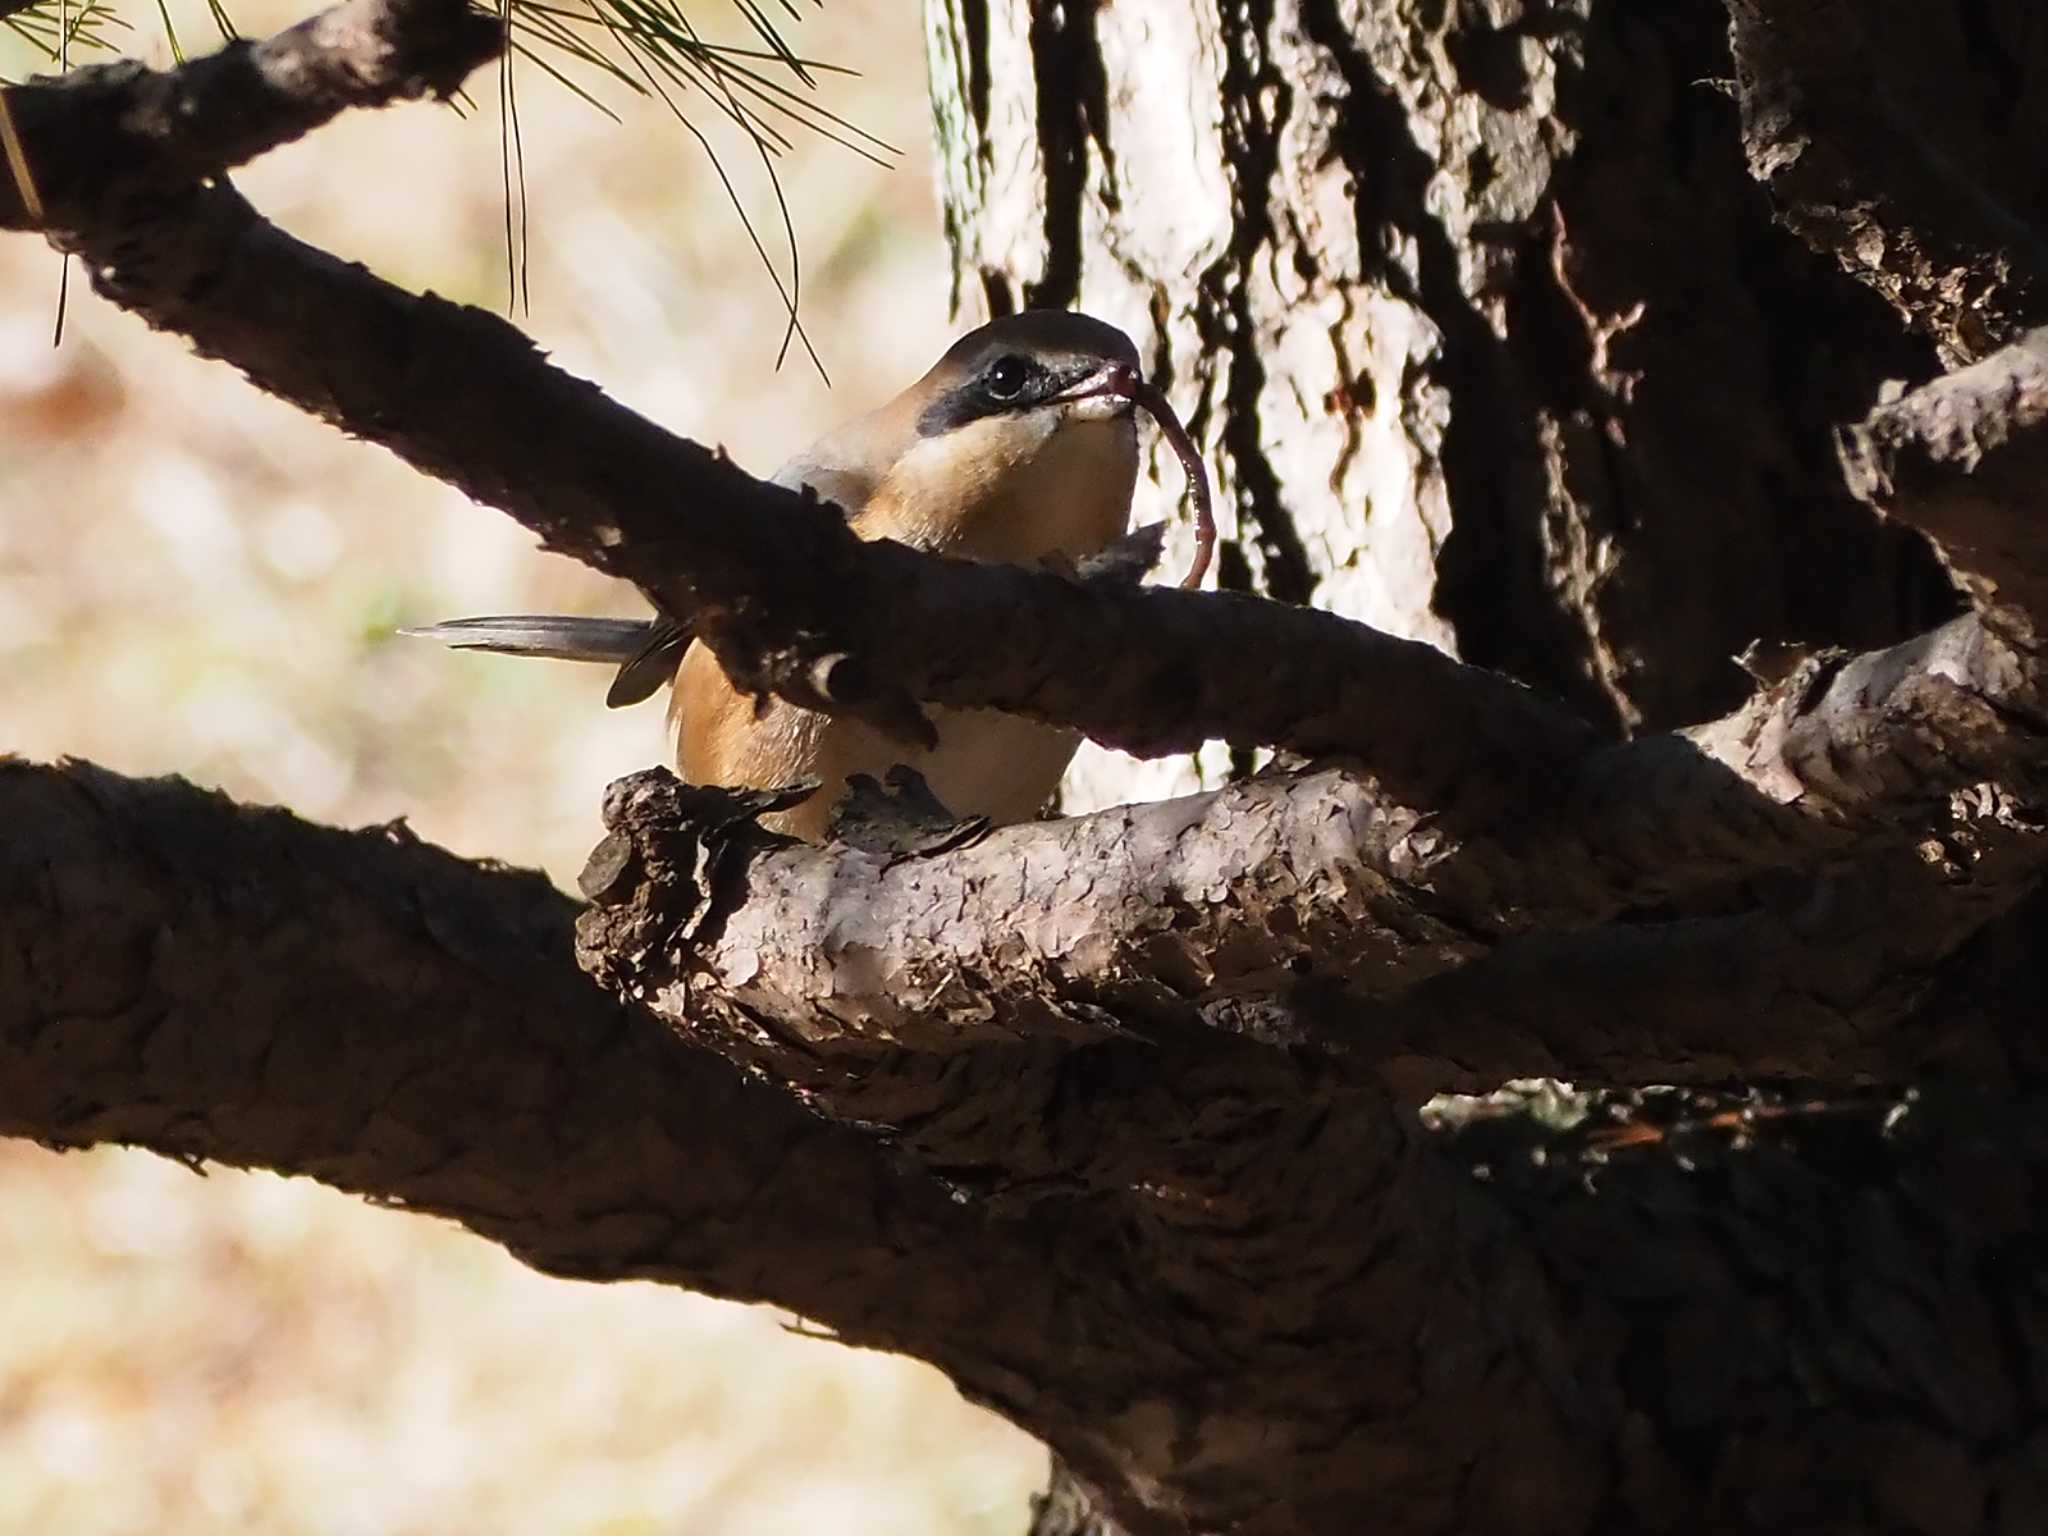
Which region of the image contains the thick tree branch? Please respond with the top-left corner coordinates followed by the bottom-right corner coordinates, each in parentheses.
top-left (0, 0), bottom-right (496, 231)
top-left (0, 757), bottom-right (1441, 1536)
top-left (579, 599), bottom-right (2048, 1107)
top-left (74, 180), bottom-right (1590, 814)
top-left (5, 754), bottom-right (2043, 1536)
top-left (0, 757), bottom-right (1049, 1343)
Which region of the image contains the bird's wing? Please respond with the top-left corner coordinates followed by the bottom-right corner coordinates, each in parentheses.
top-left (605, 442), bottom-right (882, 711)
top-left (769, 443), bottom-right (878, 514)
top-left (604, 618), bottom-right (691, 708)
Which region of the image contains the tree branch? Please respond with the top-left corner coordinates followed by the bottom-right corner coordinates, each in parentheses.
top-left (11, 0), bottom-right (2048, 1100)
top-left (578, 595), bottom-right (2048, 1111)
top-left (0, 757), bottom-right (1041, 1340)
top-left (0, 0), bottom-right (496, 232)
top-left (85, 181), bottom-right (1591, 814)
top-left (0, 757), bottom-right (1430, 1536)
top-left (6, 754), bottom-right (2043, 1536)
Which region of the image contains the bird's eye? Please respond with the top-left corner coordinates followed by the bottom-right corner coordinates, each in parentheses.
top-left (983, 354), bottom-right (1032, 402)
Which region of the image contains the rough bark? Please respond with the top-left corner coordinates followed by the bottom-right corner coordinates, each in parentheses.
top-left (928, 0), bottom-right (1956, 753)
top-left (906, 1), bottom-right (2048, 1528)
top-left (575, 578), bottom-right (2048, 1096)
top-left (9, 0), bottom-right (2048, 1532)
top-left (0, 761), bottom-right (1015, 1314)
top-left (1726, 0), bottom-right (2048, 366)
top-left (1838, 329), bottom-right (2048, 643)
top-left (11, 756), bottom-right (2048, 1536)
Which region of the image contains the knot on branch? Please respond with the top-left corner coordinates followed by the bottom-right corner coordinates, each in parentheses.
top-left (1068, 522), bottom-right (1166, 586)
top-left (693, 623), bottom-right (938, 753)
top-left (573, 768), bottom-right (812, 994)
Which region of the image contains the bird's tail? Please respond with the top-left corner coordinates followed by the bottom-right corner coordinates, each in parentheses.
top-left (400, 614), bottom-right (689, 708)
top-left (396, 614), bottom-right (656, 664)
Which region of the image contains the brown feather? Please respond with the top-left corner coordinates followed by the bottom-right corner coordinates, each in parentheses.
top-left (670, 312), bottom-right (1143, 840)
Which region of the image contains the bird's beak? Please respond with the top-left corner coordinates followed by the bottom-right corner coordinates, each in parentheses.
top-left (1055, 360), bottom-right (1141, 422)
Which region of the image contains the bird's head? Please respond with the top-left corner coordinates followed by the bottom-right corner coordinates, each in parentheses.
top-left (866, 310), bottom-right (1144, 562)
top-left (912, 309), bottom-right (1144, 439)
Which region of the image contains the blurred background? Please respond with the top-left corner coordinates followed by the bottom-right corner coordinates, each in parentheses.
top-left (0, 1), bottom-right (1049, 1530)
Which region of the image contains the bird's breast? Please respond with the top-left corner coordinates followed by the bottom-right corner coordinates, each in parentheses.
top-left (674, 643), bottom-right (1081, 841)
top-left (872, 413), bottom-right (1139, 565)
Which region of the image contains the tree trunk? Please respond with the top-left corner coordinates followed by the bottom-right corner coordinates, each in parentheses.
top-left (915, 0), bottom-right (2048, 1529)
top-left (927, 0), bottom-right (1954, 738)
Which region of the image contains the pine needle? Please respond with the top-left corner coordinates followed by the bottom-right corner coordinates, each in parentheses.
top-left (496, 0), bottom-right (881, 376)
top-left (497, 0), bottom-right (529, 313)
top-left (4, 0), bottom-right (123, 57)
top-left (53, 0), bottom-right (71, 344)
top-left (5, 0), bottom-right (892, 380)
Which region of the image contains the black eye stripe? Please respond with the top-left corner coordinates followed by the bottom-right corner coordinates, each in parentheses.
top-left (916, 387), bottom-right (989, 438)
top-left (913, 356), bottom-right (1104, 437)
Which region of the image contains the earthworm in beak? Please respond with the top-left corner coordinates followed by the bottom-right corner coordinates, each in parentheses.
top-left (1131, 379), bottom-right (1216, 590)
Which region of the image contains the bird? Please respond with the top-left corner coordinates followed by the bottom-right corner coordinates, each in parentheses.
top-left (404, 309), bottom-right (1154, 843)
